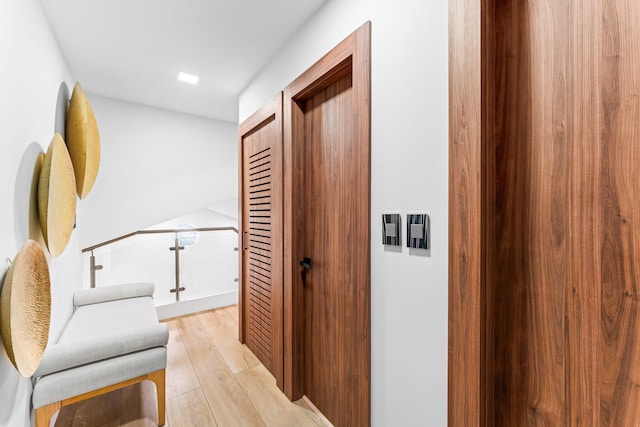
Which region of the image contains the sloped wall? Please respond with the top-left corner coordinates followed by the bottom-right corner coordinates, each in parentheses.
top-left (78, 95), bottom-right (238, 250)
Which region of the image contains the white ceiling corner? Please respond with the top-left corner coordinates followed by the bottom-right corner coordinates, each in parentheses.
top-left (38, 0), bottom-right (328, 123)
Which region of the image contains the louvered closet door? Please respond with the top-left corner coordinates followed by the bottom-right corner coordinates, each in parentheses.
top-left (238, 94), bottom-right (283, 388)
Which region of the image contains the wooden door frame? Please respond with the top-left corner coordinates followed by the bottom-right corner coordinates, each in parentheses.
top-left (282, 21), bottom-right (372, 402)
top-left (448, 0), bottom-right (488, 425)
top-left (238, 93), bottom-right (284, 389)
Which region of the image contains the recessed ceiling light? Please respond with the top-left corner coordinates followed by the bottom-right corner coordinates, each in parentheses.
top-left (177, 72), bottom-right (200, 85)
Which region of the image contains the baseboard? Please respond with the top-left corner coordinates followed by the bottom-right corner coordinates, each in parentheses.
top-left (155, 290), bottom-right (238, 320)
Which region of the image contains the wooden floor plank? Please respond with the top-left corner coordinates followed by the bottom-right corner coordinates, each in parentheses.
top-left (197, 309), bottom-right (261, 373)
top-left (166, 388), bottom-right (217, 427)
top-left (166, 314), bottom-right (208, 344)
top-left (166, 325), bottom-right (181, 346)
top-left (295, 396), bottom-right (334, 427)
top-left (184, 337), bottom-right (266, 427)
top-left (217, 305), bottom-right (240, 331)
top-left (235, 364), bottom-right (315, 427)
top-left (165, 329), bottom-right (200, 400)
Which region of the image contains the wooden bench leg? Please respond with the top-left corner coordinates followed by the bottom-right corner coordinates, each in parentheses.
top-left (35, 402), bottom-right (61, 427)
top-left (148, 369), bottom-right (166, 426)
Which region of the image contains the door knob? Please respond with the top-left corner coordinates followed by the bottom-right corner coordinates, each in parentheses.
top-left (300, 257), bottom-right (312, 270)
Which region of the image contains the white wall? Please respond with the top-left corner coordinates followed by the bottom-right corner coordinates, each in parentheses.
top-left (78, 96), bottom-right (238, 250)
top-left (0, 0), bottom-right (80, 426)
top-left (239, 1), bottom-right (448, 425)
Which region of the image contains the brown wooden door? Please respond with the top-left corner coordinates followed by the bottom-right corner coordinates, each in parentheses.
top-left (238, 94), bottom-right (283, 389)
top-left (283, 23), bottom-right (371, 427)
top-left (303, 72), bottom-right (363, 424)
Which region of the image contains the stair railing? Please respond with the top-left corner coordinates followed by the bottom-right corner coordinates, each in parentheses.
top-left (82, 227), bottom-right (239, 292)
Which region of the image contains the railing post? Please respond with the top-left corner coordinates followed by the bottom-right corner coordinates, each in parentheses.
top-left (169, 236), bottom-right (186, 301)
top-left (89, 251), bottom-right (103, 288)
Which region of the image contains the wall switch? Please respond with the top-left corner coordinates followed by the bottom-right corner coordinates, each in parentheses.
top-left (407, 214), bottom-right (429, 249)
top-left (410, 223), bottom-right (424, 238)
top-left (382, 214), bottom-right (401, 246)
top-left (385, 222), bottom-right (397, 238)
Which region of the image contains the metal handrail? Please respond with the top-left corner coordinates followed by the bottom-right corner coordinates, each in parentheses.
top-left (83, 226), bottom-right (239, 289)
top-left (82, 226), bottom-right (239, 253)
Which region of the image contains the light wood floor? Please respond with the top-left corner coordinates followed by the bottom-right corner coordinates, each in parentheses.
top-left (53, 305), bottom-right (330, 427)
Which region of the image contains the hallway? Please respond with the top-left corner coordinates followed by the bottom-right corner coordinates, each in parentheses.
top-left (53, 306), bottom-right (330, 426)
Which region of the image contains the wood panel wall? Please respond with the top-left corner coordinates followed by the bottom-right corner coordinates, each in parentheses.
top-left (450, 0), bottom-right (640, 425)
top-left (448, 0), bottom-right (484, 424)
top-left (490, 1), bottom-right (568, 424)
top-left (595, 2), bottom-right (640, 424)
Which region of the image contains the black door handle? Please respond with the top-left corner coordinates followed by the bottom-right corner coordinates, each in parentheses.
top-left (300, 257), bottom-right (312, 270)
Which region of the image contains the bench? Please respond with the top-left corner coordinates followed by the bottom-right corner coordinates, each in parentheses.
top-left (32, 282), bottom-right (169, 427)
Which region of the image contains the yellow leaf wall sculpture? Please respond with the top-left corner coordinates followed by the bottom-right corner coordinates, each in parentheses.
top-left (66, 82), bottom-right (100, 199)
top-left (0, 240), bottom-right (51, 377)
top-left (38, 133), bottom-right (77, 257)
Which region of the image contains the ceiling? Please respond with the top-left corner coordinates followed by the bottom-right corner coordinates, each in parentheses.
top-left (39, 0), bottom-right (327, 123)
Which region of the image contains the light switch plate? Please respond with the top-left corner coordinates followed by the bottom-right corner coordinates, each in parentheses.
top-left (407, 214), bottom-right (429, 249)
top-left (382, 214), bottom-right (401, 246)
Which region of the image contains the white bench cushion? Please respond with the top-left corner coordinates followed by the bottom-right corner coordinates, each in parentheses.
top-left (34, 322), bottom-right (168, 378)
top-left (73, 282), bottom-right (154, 307)
top-left (32, 347), bottom-right (166, 409)
top-left (61, 295), bottom-right (159, 343)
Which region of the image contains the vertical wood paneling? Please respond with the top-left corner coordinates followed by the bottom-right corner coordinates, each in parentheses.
top-left (527, 4), bottom-right (569, 421)
top-left (448, 0), bottom-right (484, 424)
top-left (283, 94), bottom-right (306, 401)
top-left (451, 0), bottom-right (640, 425)
top-left (491, 2), bottom-right (534, 425)
top-left (490, 1), bottom-right (569, 425)
top-left (597, 1), bottom-right (640, 425)
top-left (480, 3), bottom-right (497, 425)
top-left (566, 1), bottom-right (601, 425)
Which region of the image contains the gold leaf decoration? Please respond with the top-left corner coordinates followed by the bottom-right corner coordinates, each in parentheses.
top-left (38, 133), bottom-right (77, 257)
top-left (66, 82), bottom-right (100, 199)
top-left (29, 153), bottom-right (45, 244)
top-left (0, 240), bottom-right (51, 378)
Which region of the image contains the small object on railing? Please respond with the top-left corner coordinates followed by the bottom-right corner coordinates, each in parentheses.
top-left (170, 287), bottom-right (186, 293)
top-left (177, 224), bottom-right (199, 247)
